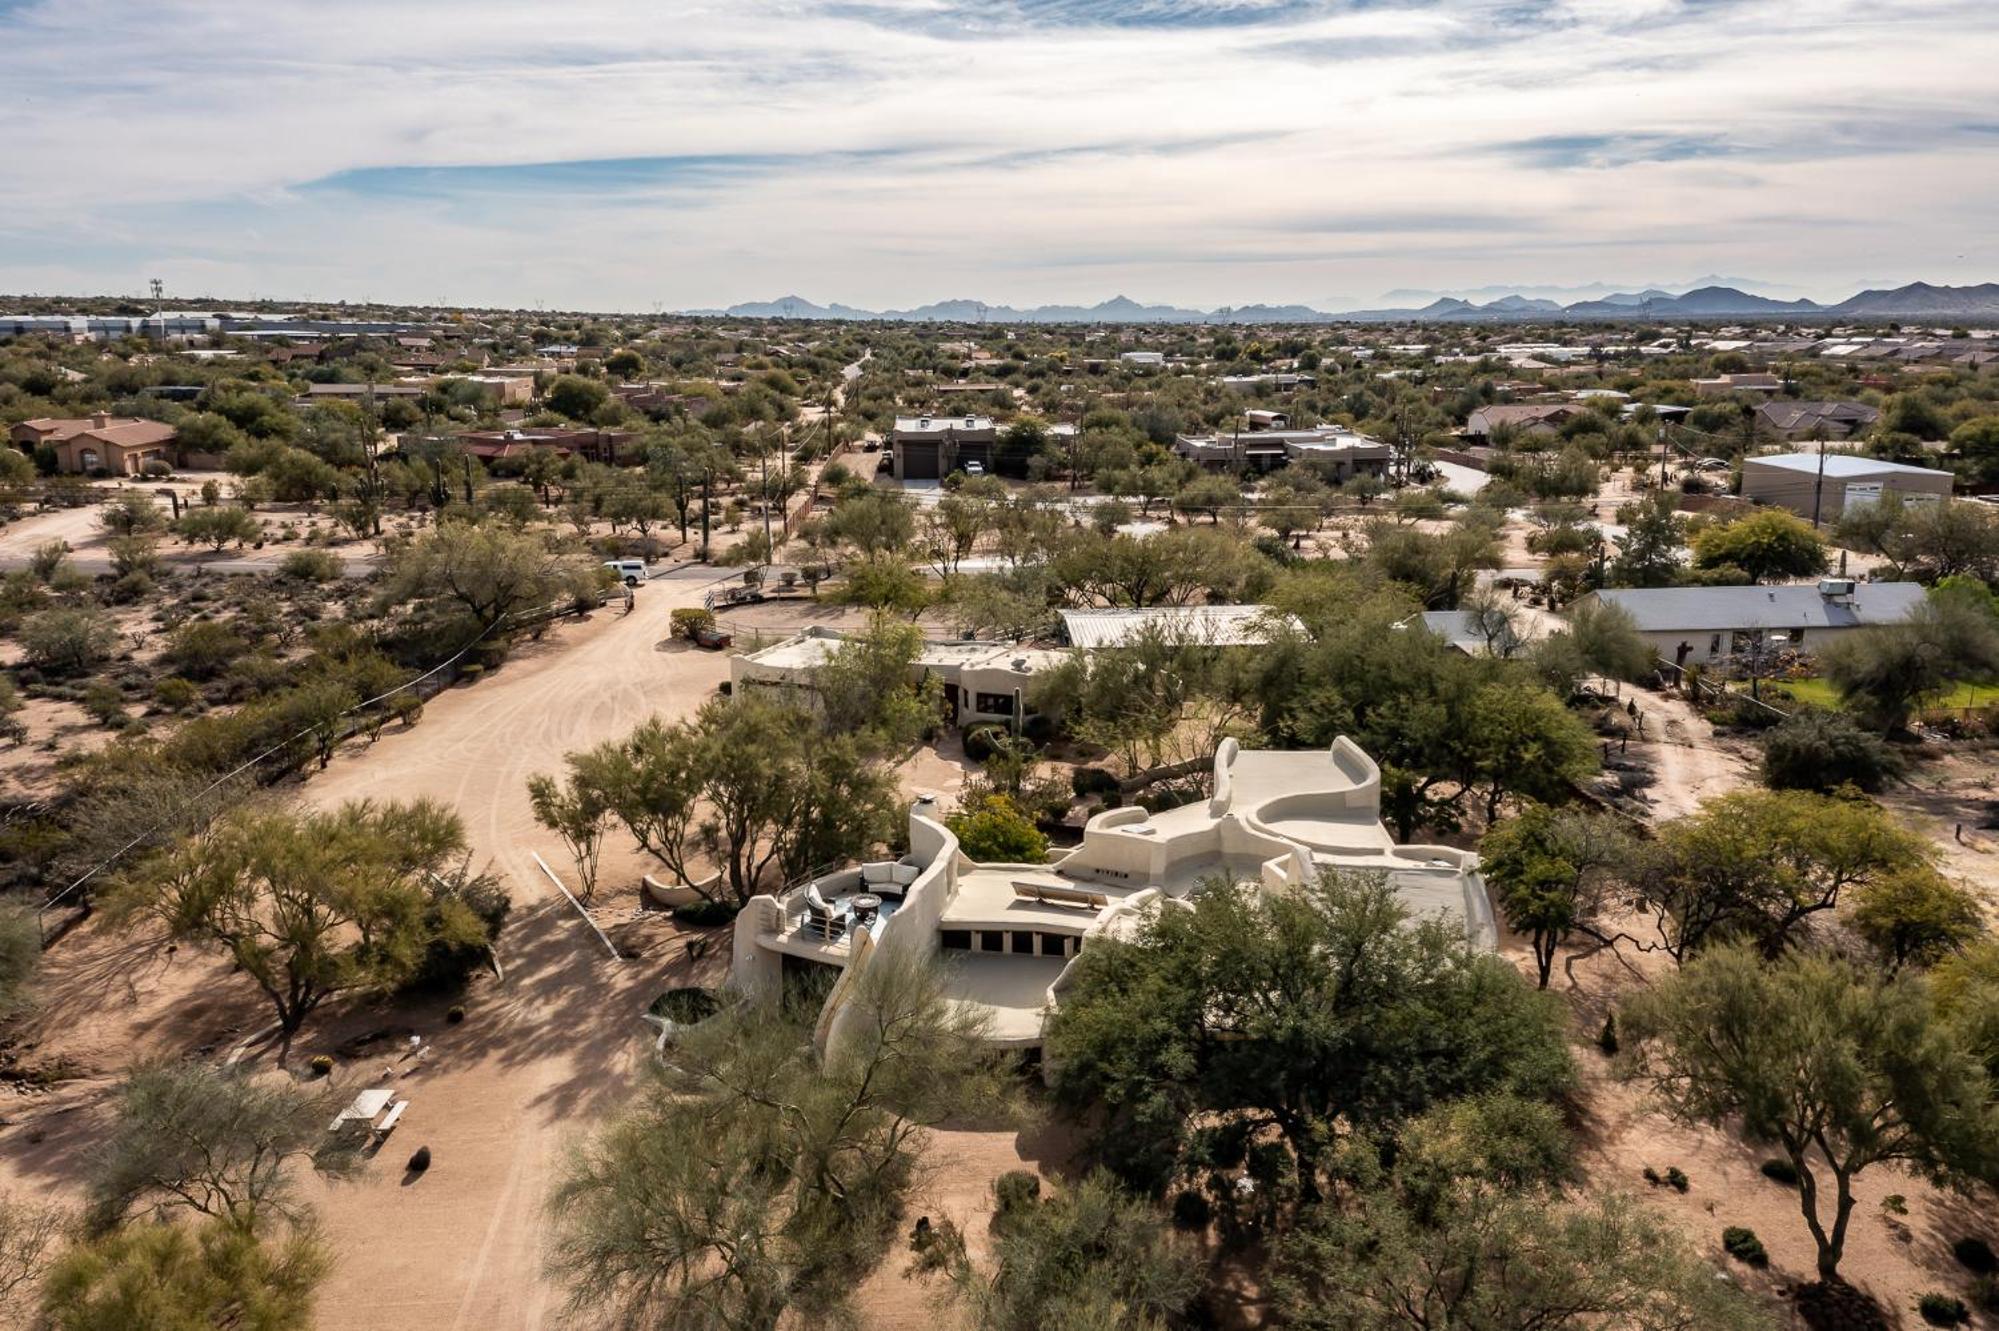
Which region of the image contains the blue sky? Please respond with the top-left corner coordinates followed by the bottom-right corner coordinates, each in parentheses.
top-left (0, 0), bottom-right (1993, 311)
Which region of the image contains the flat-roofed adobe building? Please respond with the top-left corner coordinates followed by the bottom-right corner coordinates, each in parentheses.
top-left (724, 738), bottom-right (1496, 1058)
top-left (1739, 452), bottom-right (1952, 520)
top-left (889, 413), bottom-right (997, 480)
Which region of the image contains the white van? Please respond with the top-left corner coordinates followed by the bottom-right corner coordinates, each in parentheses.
top-left (604, 559), bottom-right (648, 586)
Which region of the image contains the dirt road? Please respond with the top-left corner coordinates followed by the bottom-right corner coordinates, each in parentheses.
top-left (284, 562), bottom-right (738, 1330)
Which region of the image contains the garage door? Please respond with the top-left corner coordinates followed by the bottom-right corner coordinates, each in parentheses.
top-left (899, 441), bottom-right (940, 480)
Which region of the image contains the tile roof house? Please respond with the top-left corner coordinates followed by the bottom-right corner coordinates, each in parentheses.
top-left (1753, 400), bottom-right (1880, 440)
top-left (1462, 402), bottom-right (1583, 439)
top-left (10, 413), bottom-right (179, 474)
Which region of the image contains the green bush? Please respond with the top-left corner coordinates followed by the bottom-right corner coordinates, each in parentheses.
top-left (1070, 766), bottom-right (1121, 798)
top-left (278, 549), bottom-right (342, 582)
top-left (1664, 1166), bottom-right (1688, 1193)
top-left (1759, 1157), bottom-right (1800, 1186)
top-left (152, 677), bottom-right (200, 712)
top-left (673, 900), bottom-right (736, 928)
top-left (993, 1170), bottom-right (1041, 1219)
top-left (945, 795), bottom-right (1049, 863)
top-left (1761, 709), bottom-right (1900, 793)
top-left (1918, 1292), bottom-right (1968, 1326)
top-left (962, 725), bottom-right (1006, 764)
top-left (1721, 1226), bottom-right (1768, 1267)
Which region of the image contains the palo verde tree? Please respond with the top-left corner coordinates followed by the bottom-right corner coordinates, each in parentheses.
top-left (1477, 803), bottom-right (1631, 988)
top-left (547, 949), bottom-right (1017, 1331)
top-left (111, 799), bottom-right (499, 1056)
top-left (1621, 944), bottom-right (1999, 1283)
top-left (1629, 787), bottom-right (1935, 963)
top-left (88, 1059), bottom-right (363, 1231)
top-left (382, 516), bottom-right (606, 630)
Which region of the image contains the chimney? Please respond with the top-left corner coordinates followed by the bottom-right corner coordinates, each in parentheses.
top-left (91, 412), bottom-right (110, 428)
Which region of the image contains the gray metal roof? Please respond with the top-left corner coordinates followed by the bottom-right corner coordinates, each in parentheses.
top-left (1586, 582), bottom-right (1925, 633)
top-left (1742, 452), bottom-right (1946, 479)
top-left (1059, 605), bottom-right (1302, 649)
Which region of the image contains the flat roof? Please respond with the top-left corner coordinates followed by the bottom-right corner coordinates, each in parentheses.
top-left (1059, 605), bottom-right (1302, 649)
top-left (1743, 452), bottom-right (1948, 479)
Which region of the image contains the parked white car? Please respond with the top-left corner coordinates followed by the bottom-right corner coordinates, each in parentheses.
top-left (604, 559), bottom-right (648, 586)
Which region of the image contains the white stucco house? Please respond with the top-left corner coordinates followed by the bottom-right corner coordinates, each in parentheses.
top-left (725, 738), bottom-right (1497, 1059)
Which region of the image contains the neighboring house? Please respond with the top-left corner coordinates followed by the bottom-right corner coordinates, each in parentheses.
top-left (731, 627), bottom-right (1067, 731)
top-left (451, 427), bottom-right (632, 464)
top-left (10, 413), bottom-right (179, 474)
top-left (1243, 409), bottom-right (1290, 431)
top-left (1753, 400), bottom-right (1880, 441)
top-left (1219, 372), bottom-right (1314, 392)
top-left (303, 382), bottom-right (427, 403)
top-left (455, 374), bottom-right (535, 406)
top-left (1462, 403), bottom-right (1582, 439)
top-left (1409, 608), bottom-right (1522, 657)
top-left (1573, 579), bottom-right (1926, 667)
top-left (1118, 350), bottom-right (1166, 368)
top-left (1692, 372), bottom-right (1783, 398)
top-left (1173, 424), bottom-right (1392, 478)
top-left (1739, 452), bottom-right (1952, 520)
top-left (1058, 604), bottom-right (1302, 649)
top-left (889, 413), bottom-right (997, 480)
top-left (725, 738), bottom-right (1497, 1056)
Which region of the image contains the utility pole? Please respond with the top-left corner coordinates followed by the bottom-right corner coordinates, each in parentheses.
top-left (1657, 422), bottom-right (1669, 488)
top-left (1809, 429), bottom-right (1828, 530)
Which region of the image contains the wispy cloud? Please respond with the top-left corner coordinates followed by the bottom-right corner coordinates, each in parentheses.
top-left (0, 0), bottom-right (1993, 308)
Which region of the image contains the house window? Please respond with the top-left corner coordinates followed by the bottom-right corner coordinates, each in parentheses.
top-left (1010, 930), bottom-right (1035, 955)
top-left (1709, 633), bottom-right (1722, 656)
top-left (974, 692), bottom-right (1016, 716)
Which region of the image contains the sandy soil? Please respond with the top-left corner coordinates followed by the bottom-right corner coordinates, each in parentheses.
top-left (0, 562), bottom-right (744, 1331)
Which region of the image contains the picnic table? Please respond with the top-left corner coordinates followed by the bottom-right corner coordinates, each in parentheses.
top-left (328, 1087), bottom-right (395, 1132)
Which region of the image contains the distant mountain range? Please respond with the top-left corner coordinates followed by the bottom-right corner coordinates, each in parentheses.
top-left (687, 281), bottom-right (1999, 325)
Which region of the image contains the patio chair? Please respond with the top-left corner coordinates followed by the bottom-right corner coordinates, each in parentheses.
top-left (805, 884), bottom-right (846, 941)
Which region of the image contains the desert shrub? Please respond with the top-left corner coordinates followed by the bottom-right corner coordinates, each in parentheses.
top-left (308, 1054), bottom-right (333, 1077)
top-left (1760, 1157), bottom-right (1800, 1186)
top-left (1071, 765), bottom-right (1121, 797)
top-left (993, 1170), bottom-right (1041, 1221)
top-left (278, 549), bottom-right (342, 582)
top-left (1171, 1188), bottom-right (1212, 1230)
top-left (1665, 1166), bottom-right (1689, 1193)
top-left (82, 681), bottom-right (127, 728)
top-left (669, 607), bottom-right (715, 639)
top-left (1918, 1292), bottom-right (1968, 1326)
top-left (1721, 1226), bottom-right (1768, 1267)
top-left (1954, 1237), bottom-right (1999, 1275)
top-left (945, 795), bottom-right (1048, 863)
top-left (1761, 709), bottom-right (1900, 793)
top-left (672, 900), bottom-right (736, 928)
top-left (153, 677), bottom-right (200, 712)
top-left (961, 724), bottom-right (1005, 764)
top-left (401, 875), bottom-right (510, 994)
top-left (18, 607), bottom-right (117, 674)
top-left (164, 621), bottom-right (248, 681)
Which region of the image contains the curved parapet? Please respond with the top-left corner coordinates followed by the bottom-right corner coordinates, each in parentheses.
top-left (1209, 736), bottom-right (1241, 815)
top-left (1326, 735), bottom-right (1379, 796)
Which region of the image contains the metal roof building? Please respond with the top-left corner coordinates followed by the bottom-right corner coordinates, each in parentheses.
top-left (1058, 605), bottom-right (1302, 650)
